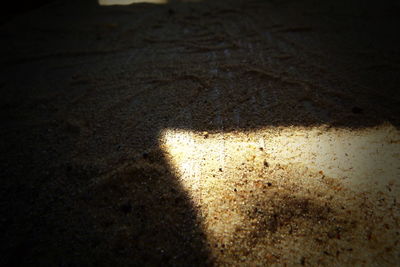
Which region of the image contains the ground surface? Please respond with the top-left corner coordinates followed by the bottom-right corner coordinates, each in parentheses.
top-left (0, 0), bottom-right (399, 266)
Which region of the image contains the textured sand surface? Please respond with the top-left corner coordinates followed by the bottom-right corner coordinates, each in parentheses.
top-left (1, 0), bottom-right (399, 265)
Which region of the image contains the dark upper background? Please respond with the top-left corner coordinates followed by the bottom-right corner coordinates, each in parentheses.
top-left (0, 0), bottom-right (57, 24)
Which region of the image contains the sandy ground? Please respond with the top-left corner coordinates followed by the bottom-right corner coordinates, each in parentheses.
top-left (0, 0), bottom-right (399, 266)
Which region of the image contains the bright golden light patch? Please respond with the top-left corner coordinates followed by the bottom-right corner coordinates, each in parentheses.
top-left (159, 125), bottom-right (400, 264)
top-left (159, 125), bottom-right (399, 196)
top-left (98, 0), bottom-right (167, 6)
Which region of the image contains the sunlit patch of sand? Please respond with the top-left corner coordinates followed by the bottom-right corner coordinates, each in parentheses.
top-left (159, 124), bottom-right (400, 265)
